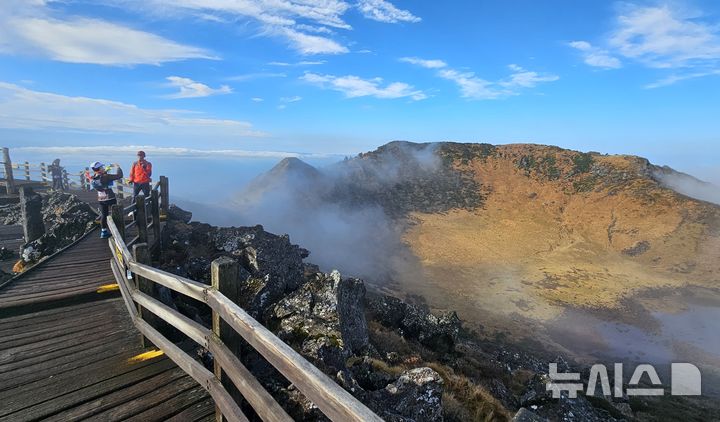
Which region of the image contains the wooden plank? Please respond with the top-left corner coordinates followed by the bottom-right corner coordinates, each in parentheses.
top-left (111, 255), bottom-right (141, 318)
top-left (0, 300), bottom-right (110, 329)
top-left (34, 365), bottom-right (186, 422)
top-left (209, 336), bottom-right (293, 422)
top-left (122, 384), bottom-right (210, 422)
top-left (0, 328), bottom-right (132, 373)
top-left (108, 209), bottom-right (130, 265)
top-left (212, 256), bottom-right (241, 422)
top-left (0, 313), bottom-right (125, 357)
top-left (0, 286), bottom-right (116, 309)
top-left (0, 358), bottom-right (178, 420)
top-left (133, 318), bottom-right (249, 422)
top-left (0, 343), bottom-right (150, 403)
top-left (128, 261), bottom-right (207, 302)
top-left (134, 195), bottom-right (148, 245)
top-left (0, 310), bottom-right (121, 350)
top-left (131, 288), bottom-right (210, 348)
top-left (0, 336), bottom-right (139, 392)
top-left (165, 398), bottom-right (216, 422)
top-left (150, 190), bottom-right (161, 259)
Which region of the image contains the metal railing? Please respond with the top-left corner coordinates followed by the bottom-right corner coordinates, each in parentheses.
top-left (105, 190), bottom-right (380, 422)
top-left (1, 147), bottom-right (149, 201)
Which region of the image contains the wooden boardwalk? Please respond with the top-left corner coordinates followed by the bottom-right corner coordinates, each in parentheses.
top-left (0, 229), bottom-right (115, 315)
top-left (0, 220), bottom-right (214, 420)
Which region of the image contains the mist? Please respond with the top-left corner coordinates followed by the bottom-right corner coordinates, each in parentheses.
top-left (187, 142), bottom-right (441, 282)
top-left (653, 167), bottom-right (720, 205)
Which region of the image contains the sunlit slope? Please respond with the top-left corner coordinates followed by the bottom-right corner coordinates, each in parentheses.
top-left (404, 143), bottom-right (720, 319)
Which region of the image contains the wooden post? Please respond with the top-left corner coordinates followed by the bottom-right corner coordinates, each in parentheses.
top-left (133, 243), bottom-right (155, 348)
top-left (62, 170), bottom-right (68, 190)
top-left (2, 147), bottom-right (14, 195)
top-left (110, 204), bottom-right (125, 242)
top-left (211, 257), bottom-right (242, 422)
top-left (40, 162), bottom-right (47, 185)
top-left (160, 176), bottom-right (169, 215)
top-left (23, 161), bottom-right (30, 181)
top-left (19, 187), bottom-right (45, 243)
top-left (134, 195), bottom-right (148, 245)
top-left (84, 167), bottom-right (90, 191)
top-left (117, 183), bottom-right (124, 201)
top-left (150, 190), bottom-right (161, 259)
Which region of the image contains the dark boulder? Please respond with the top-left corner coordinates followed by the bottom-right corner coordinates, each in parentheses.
top-left (167, 204), bottom-right (193, 223)
top-left (369, 367), bottom-right (444, 422)
top-left (367, 293), bottom-right (461, 354)
top-left (19, 192), bottom-right (96, 263)
top-left (272, 270), bottom-right (369, 372)
top-left (513, 408), bottom-right (548, 421)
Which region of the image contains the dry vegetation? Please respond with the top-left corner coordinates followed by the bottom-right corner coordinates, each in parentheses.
top-left (398, 144), bottom-right (720, 351)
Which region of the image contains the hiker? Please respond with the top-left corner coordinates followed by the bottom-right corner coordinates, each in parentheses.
top-left (88, 162), bottom-right (123, 239)
top-left (49, 159), bottom-right (64, 191)
top-left (129, 150), bottom-right (152, 200)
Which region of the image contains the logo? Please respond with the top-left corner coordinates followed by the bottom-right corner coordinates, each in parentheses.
top-left (546, 363), bottom-right (701, 398)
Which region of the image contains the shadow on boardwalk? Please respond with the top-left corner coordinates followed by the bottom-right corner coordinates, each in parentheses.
top-left (0, 195), bottom-right (214, 421)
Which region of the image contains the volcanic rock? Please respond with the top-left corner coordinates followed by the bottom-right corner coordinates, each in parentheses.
top-left (367, 293), bottom-right (461, 354)
top-left (272, 270), bottom-right (369, 372)
top-left (369, 367), bottom-right (444, 422)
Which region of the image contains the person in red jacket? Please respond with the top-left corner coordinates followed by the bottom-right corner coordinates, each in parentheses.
top-left (129, 150), bottom-right (152, 200)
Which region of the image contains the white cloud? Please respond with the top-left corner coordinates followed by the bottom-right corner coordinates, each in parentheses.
top-left (280, 96), bottom-right (303, 103)
top-left (120, 0), bottom-right (355, 55)
top-left (252, 97), bottom-right (264, 102)
top-left (0, 82), bottom-right (265, 137)
top-left (295, 24), bottom-right (334, 34)
top-left (93, 0), bottom-right (421, 56)
top-left (437, 69), bottom-right (506, 99)
top-left (15, 145), bottom-right (336, 159)
top-left (165, 76), bottom-right (232, 99)
top-left (501, 64), bottom-right (560, 88)
top-left (269, 60), bottom-right (326, 66)
top-left (571, 4), bottom-right (720, 87)
top-left (301, 72), bottom-right (427, 100)
top-left (644, 69), bottom-right (720, 89)
top-left (609, 4), bottom-right (720, 69)
top-left (226, 72), bottom-right (287, 81)
top-left (403, 57), bottom-right (558, 99)
top-left (568, 40), bottom-right (622, 69)
top-left (357, 0), bottom-right (421, 23)
top-left (274, 26), bottom-right (348, 54)
top-left (399, 57), bottom-right (447, 69)
top-left (0, 3), bottom-right (214, 65)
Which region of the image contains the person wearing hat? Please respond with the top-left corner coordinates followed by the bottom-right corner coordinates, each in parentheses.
top-left (88, 162), bottom-right (124, 238)
top-left (129, 150), bottom-right (152, 200)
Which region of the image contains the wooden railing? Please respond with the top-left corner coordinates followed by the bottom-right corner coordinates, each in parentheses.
top-left (106, 193), bottom-right (381, 421)
top-left (1, 147), bottom-right (153, 202)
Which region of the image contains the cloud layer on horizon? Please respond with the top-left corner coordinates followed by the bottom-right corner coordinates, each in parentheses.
top-left (0, 82), bottom-right (265, 137)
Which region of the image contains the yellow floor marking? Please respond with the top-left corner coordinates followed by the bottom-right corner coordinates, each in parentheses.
top-left (128, 349), bottom-right (165, 363)
top-left (96, 283), bottom-right (120, 293)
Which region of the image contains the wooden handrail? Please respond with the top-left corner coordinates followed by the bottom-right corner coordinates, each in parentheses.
top-left (106, 213), bottom-right (382, 422)
top-left (110, 256), bottom-right (294, 422)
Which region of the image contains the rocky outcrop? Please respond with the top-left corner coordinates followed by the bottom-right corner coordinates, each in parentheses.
top-left (159, 207), bottom-right (448, 421)
top-left (272, 270), bottom-right (369, 372)
top-left (367, 293), bottom-right (461, 354)
top-left (18, 192), bottom-right (96, 264)
top-left (369, 367), bottom-right (444, 422)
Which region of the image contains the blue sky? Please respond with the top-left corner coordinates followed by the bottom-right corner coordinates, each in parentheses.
top-left (0, 0), bottom-right (719, 179)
